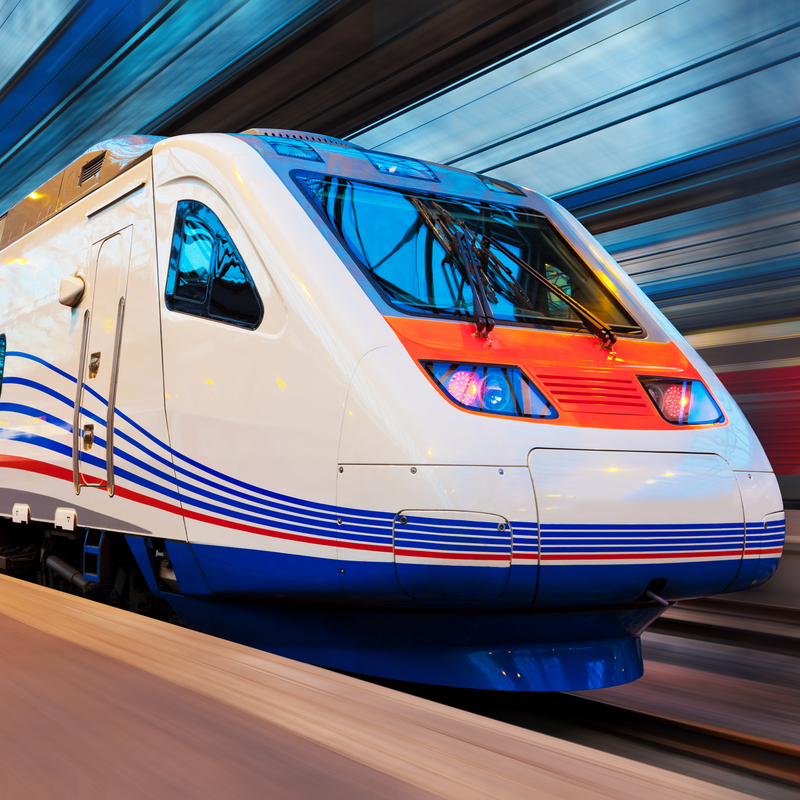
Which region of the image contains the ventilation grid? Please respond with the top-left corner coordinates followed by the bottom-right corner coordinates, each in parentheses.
top-left (80, 153), bottom-right (105, 185)
top-left (242, 128), bottom-right (363, 150)
top-left (537, 372), bottom-right (652, 415)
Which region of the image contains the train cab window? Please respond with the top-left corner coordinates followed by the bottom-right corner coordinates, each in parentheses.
top-left (166, 201), bottom-right (263, 329)
top-left (0, 333), bottom-right (5, 398)
top-left (296, 173), bottom-right (641, 334)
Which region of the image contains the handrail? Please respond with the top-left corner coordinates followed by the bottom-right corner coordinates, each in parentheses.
top-left (72, 310), bottom-right (90, 495)
top-left (105, 297), bottom-right (125, 496)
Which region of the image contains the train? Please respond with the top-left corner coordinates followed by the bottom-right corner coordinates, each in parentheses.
top-left (0, 130), bottom-right (784, 691)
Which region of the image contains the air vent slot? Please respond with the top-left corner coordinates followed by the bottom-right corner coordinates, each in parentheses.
top-left (537, 372), bottom-right (652, 415)
top-left (80, 153), bottom-right (105, 185)
top-left (243, 128), bottom-right (361, 149)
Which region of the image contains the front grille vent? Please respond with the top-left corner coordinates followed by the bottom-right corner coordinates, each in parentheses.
top-left (80, 153), bottom-right (105, 185)
top-left (537, 372), bottom-right (651, 415)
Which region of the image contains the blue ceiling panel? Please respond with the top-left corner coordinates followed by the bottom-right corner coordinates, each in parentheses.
top-left (350, 0), bottom-right (800, 199)
top-left (0, 0), bottom-right (338, 211)
top-left (0, 0), bottom-right (78, 87)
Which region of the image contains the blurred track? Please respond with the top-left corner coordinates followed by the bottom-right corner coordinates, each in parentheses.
top-left (0, 573), bottom-right (760, 800)
top-left (382, 617), bottom-right (800, 799)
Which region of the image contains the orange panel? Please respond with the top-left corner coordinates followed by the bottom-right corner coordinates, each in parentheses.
top-left (384, 316), bottom-right (723, 431)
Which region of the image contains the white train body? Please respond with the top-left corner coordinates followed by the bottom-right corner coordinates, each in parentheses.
top-left (0, 132), bottom-right (783, 691)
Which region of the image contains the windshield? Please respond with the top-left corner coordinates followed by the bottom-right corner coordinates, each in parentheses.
top-left (295, 172), bottom-right (640, 332)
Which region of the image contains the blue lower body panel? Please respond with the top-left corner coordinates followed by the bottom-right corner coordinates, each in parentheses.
top-left (127, 536), bottom-right (657, 691)
top-left (159, 593), bottom-right (653, 691)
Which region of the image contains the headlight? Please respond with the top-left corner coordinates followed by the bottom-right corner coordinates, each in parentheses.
top-left (422, 361), bottom-right (557, 419)
top-left (639, 377), bottom-right (724, 425)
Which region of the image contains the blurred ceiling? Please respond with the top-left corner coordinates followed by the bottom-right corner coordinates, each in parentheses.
top-left (0, 0), bottom-right (612, 211)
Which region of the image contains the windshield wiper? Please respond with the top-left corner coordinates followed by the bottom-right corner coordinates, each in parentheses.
top-left (410, 198), bottom-right (495, 335)
top-left (480, 235), bottom-right (617, 350)
top-left (410, 197), bottom-right (617, 349)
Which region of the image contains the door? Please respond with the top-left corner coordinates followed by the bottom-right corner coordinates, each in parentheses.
top-left (74, 227), bottom-right (132, 493)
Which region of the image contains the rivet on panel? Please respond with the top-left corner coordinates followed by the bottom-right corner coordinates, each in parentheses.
top-left (410, 467), bottom-right (417, 474)
top-left (336, 518), bottom-right (342, 525)
top-left (339, 466), bottom-right (343, 473)
top-left (498, 469), bottom-right (504, 475)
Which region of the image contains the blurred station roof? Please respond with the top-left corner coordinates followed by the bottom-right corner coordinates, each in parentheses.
top-left (351, 0), bottom-right (800, 232)
top-left (0, 0), bottom-right (612, 212)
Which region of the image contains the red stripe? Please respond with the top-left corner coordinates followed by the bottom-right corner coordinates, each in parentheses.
top-left (0, 455), bottom-right (392, 554)
top-left (395, 549), bottom-right (510, 561)
top-left (0, 457), bottom-right (767, 563)
top-left (542, 549), bottom-right (743, 561)
top-left (0, 454), bottom-right (73, 482)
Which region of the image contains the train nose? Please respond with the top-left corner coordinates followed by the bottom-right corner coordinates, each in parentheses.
top-left (529, 449), bottom-right (746, 606)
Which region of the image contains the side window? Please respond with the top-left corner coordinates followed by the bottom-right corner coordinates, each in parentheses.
top-left (166, 200), bottom-right (264, 329)
top-left (175, 216), bottom-right (214, 304)
top-left (0, 334), bottom-right (5, 398)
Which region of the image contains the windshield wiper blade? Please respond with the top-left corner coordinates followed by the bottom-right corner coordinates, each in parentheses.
top-left (482, 235), bottom-right (617, 351)
top-left (451, 225), bottom-right (495, 334)
top-left (410, 198), bottom-right (494, 335)
top-left (409, 197), bottom-right (616, 349)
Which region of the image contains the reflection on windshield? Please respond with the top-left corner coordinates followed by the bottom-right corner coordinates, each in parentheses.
top-left (295, 172), bottom-right (639, 332)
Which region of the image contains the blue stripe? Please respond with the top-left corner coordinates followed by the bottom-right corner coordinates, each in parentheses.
top-left (541, 522), bottom-right (742, 531)
top-left (0, 427), bottom-right (71, 456)
top-left (394, 541), bottom-right (509, 554)
top-left (5, 351), bottom-right (373, 517)
top-left (0, 350), bottom-right (775, 560)
top-left (4, 377), bottom-right (75, 408)
top-left (0, 402), bottom-right (72, 432)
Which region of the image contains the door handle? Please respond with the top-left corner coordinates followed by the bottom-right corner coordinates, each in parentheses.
top-left (83, 424), bottom-right (94, 451)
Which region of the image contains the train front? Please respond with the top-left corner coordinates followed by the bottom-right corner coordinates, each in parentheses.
top-left (252, 134), bottom-right (784, 691)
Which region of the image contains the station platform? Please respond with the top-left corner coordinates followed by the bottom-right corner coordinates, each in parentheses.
top-left (0, 575), bottom-right (753, 800)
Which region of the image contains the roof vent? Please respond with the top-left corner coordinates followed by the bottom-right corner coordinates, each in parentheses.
top-left (80, 153), bottom-right (105, 185)
top-left (242, 128), bottom-right (363, 150)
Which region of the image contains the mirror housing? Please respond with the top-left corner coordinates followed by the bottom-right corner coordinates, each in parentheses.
top-left (59, 276), bottom-right (85, 307)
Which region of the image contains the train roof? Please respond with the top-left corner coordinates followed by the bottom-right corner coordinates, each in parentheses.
top-left (0, 135), bottom-right (164, 250)
top-left (0, 129), bottom-right (524, 250)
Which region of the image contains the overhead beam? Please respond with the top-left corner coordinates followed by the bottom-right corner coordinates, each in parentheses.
top-left (156, 0), bottom-right (614, 139)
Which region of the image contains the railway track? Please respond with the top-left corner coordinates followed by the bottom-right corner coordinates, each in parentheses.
top-left (372, 601), bottom-right (800, 796)
top-left (365, 684), bottom-right (800, 795)
top-left (649, 599), bottom-right (800, 657)
top-left (566, 695), bottom-right (800, 791)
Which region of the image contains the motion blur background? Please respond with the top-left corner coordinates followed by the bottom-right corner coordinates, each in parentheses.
top-left (1, 0), bottom-right (798, 506)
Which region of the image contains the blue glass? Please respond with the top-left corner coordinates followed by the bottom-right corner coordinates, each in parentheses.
top-left (423, 361), bottom-right (557, 419)
top-left (166, 200), bottom-right (263, 329)
top-left (640, 377), bottom-right (724, 425)
top-left (294, 172), bottom-right (639, 332)
top-left (267, 138), bottom-right (323, 162)
top-left (364, 151), bottom-right (439, 182)
top-left (480, 175), bottom-right (525, 195)
top-left (174, 216), bottom-right (214, 303)
top-left (686, 381), bottom-right (725, 425)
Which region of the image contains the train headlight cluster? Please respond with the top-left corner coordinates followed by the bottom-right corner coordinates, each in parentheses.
top-left (422, 361), bottom-right (557, 419)
top-left (639, 377), bottom-right (724, 425)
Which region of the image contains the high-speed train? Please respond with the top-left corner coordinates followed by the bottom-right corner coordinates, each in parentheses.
top-left (0, 131), bottom-right (784, 691)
